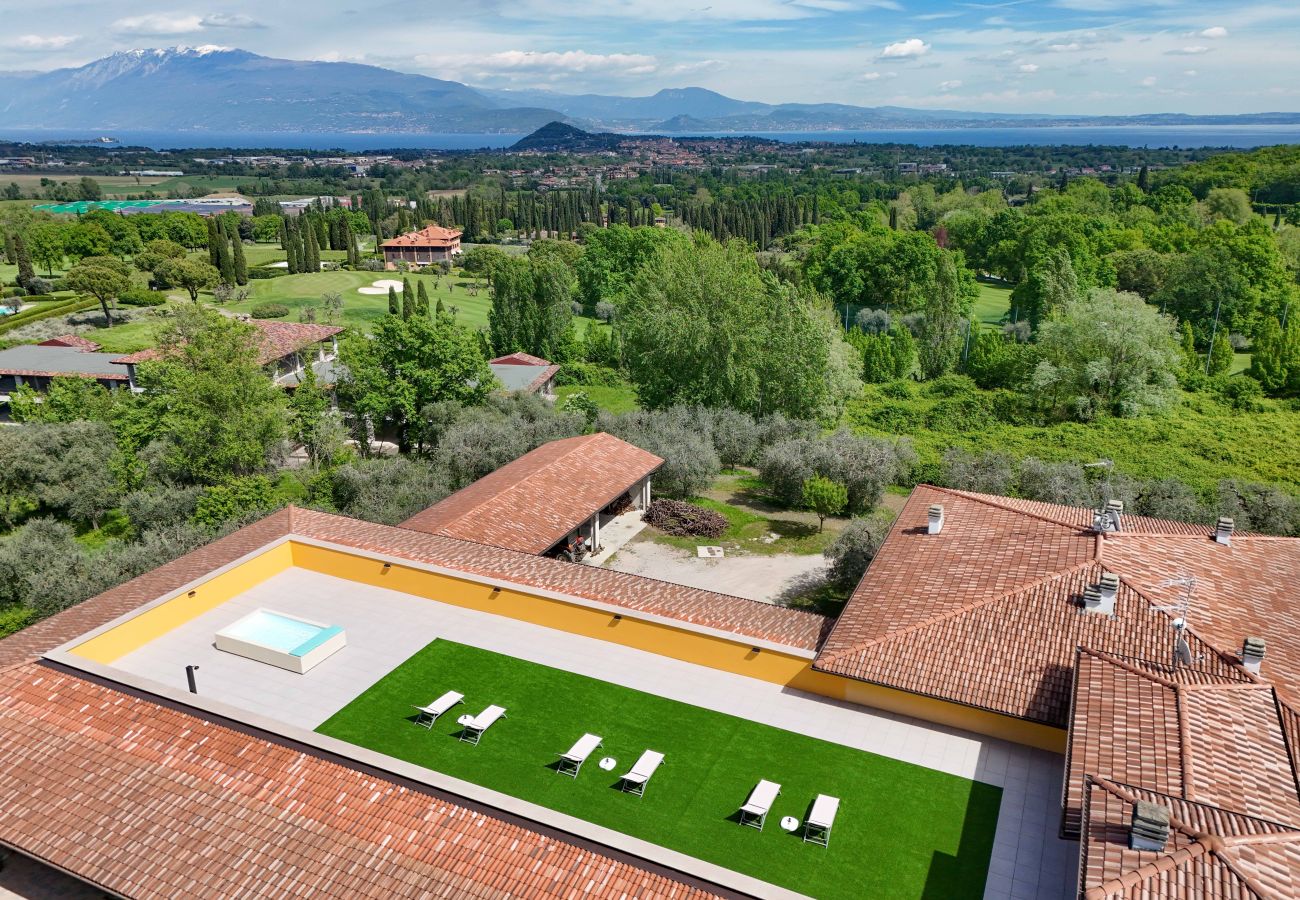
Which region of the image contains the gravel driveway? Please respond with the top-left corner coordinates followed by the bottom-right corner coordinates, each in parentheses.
top-left (602, 538), bottom-right (827, 605)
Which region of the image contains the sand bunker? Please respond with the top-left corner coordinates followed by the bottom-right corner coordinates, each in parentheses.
top-left (357, 278), bottom-right (405, 295)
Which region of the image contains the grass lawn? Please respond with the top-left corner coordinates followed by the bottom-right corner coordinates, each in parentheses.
top-left (650, 494), bottom-right (842, 557)
top-left (974, 281), bottom-right (1013, 326)
top-left (90, 319), bottom-right (162, 353)
top-left (555, 382), bottom-right (641, 414)
top-left (317, 640), bottom-right (1000, 900)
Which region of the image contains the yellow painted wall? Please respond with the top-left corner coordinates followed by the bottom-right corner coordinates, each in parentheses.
top-left (291, 542), bottom-right (1068, 753)
top-left (70, 542), bottom-right (294, 664)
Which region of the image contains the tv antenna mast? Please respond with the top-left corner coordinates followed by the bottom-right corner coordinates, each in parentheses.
top-left (1149, 576), bottom-right (1202, 666)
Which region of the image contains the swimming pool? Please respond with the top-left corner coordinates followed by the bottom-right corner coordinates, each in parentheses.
top-left (214, 609), bottom-right (346, 674)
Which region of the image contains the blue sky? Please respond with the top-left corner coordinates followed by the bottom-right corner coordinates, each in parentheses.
top-left (6, 1), bottom-right (1299, 114)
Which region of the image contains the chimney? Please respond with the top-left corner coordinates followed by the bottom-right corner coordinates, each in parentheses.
top-left (927, 503), bottom-right (945, 535)
top-left (1130, 800), bottom-right (1171, 852)
top-left (1082, 573), bottom-right (1119, 615)
top-left (1215, 516), bottom-right (1234, 546)
top-left (1242, 637), bottom-right (1266, 675)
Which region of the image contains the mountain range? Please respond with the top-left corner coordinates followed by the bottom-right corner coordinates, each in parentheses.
top-left (2, 47), bottom-right (1299, 136)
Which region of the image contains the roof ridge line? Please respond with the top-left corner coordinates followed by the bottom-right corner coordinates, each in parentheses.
top-left (1102, 572), bottom-right (1248, 678)
top-left (1079, 647), bottom-right (1183, 690)
top-left (1096, 776), bottom-right (1300, 834)
top-left (927, 485), bottom-right (1092, 531)
top-left (818, 558), bottom-right (1098, 666)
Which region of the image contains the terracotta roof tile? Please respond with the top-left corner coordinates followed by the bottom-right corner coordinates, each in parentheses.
top-left (402, 433), bottom-right (664, 555)
top-left (490, 352), bottom-right (552, 367)
top-left (37, 334), bottom-right (101, 351)
top-left (380, 224), bottom-right (462, 248)
top-left (815, 486), bottom-right (1300, 727)
top-left (0, 662), bottom-right (720, 900)
top-left (111, 320), bottom-right (342, 367)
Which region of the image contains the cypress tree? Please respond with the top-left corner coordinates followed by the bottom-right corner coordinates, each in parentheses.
top-left (417, 280), bottom-right (430, 315)
top-left (286, 223), bottom-right (300, 274)
top-left (305, 227), bottom-right (320, 272)
top-left (207, 218), bottom-right (221, 266)
top-left (232, 233), bottom-right (248, 285)
top-left (13, 234), bottom-right (34, 286)
top-left (216, 224), bottom-right (235, 284)
top-left (436, 296), bottom-right (445, 317)
top-left (388, 285), bottom-right (399, 316)
top-left (1137, 164), bottom-right (1150, 193)
top-left (3, 230), bottom-right (16, 266)
top-left (401, 285), bottom-right (415, 320)
top-left (402, 276), bottom-right (412, 300)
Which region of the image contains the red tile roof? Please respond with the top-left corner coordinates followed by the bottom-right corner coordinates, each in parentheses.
top-left (491, 352), bottom-right (552, 366)
top-left (380, 224), bottom-right (462, 248)
top-left (1079, 777), bottom-right (1300, 900)
top-left (1065, 649), bottom-right (1300, 838)
top-left (402, 433), bottom-right (664, 555)
top-left (111, 320), bottom-right (342, 367)
top-left (0, 662), bottom-right (719, 900)
top-left (814, 486), bottom-right (1250, 727)
top-left (37, 334), bottom-right (101, 351)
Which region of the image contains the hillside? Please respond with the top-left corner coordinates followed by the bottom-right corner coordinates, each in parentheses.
top-left (510, 122), bottom-right (630, 152)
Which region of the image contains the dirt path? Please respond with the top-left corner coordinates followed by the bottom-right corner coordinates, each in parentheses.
top-left (603, 538), bottom-right (827, 605)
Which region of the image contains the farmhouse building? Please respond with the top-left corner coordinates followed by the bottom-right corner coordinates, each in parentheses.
top-left (380, 223), bottom-right (462, 268)
top-left (488, 350), bottom-right (559, 398)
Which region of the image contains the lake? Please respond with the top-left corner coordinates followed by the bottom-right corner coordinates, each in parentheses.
top-left (2, 125), bottom-right (1299, 152)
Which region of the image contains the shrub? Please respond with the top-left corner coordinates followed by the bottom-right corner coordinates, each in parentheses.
top-left (22, 276), bottom-right (52, 295)
top-left (643, 499), bottom-right (727, 537)
top-left (555, 362), bottom-right (624, 387)
top-left (824, 511), bottom-right (895, 590)
top-left (250, 302), bottom-right (290, 319)
top-left (1212, 375), bottom-right (1265, 412)
top-left (247, 267), bottom-right (287, 279)
top-left (119, 286), bottom-right (166, 307)
top-left (3, 286), bottom-right (26, 298)
top-left (193, 476), bottom-right (277, 529)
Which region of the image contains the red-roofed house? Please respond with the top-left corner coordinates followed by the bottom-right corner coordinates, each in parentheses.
top-left (488, 351), bottom-right (560, 397)
top-left (403, 432), bottom-right (661, 556)
top-left (380, 223), bottom-right (462, 268)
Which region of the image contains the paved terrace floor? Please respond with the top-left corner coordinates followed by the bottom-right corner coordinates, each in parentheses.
top-left (106, 567), bottom-right (1076, 899)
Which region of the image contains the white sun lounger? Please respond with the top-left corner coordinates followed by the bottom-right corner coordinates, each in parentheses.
top-left (739, 779), bottom-right (782, 830)
top-left (412, 690), bottom-right (464, 729)
top-left (557, 733), bottom-right (603, 777)
top-left (618, 750), bottom-right (664, 797)
top-left (804, 794), bottom-right (841, 846)
top-left (459, 704), bottom-right (507, 744)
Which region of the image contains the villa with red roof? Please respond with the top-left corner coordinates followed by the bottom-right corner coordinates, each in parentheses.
top-left (380, 223), bottom-right (462, 268)
top-left (1, 458), bottom-right (1298, 898)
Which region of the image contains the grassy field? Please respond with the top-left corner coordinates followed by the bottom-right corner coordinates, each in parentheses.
top-left (0, 173), bottom-right (174, 197)
top-left (555, 382), bottom-right (641, 414)
top-left (317, 640), bottom-right (1000, 900)
top-left (974, 281), bottom-right (1013, 326)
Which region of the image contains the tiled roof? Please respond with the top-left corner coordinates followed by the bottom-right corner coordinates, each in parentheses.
top-left (0, 344), bottom-right (131, 380)
top-left (402, 433), bottom-right (664, 555)
top-left (0, 505), bottom-right (829, 669)
top-left (37, 334), bottom-right (101, 351)
top-left (813, 486), bottom-right (1251, 726)
top-left (111, 320), bottom-right (342, 367)
top-left (380, 224), bottom-right (462, 248)
top-left (0, 662), bottom-right (719, 900)
top-left (1079, 777), bottom-right (1300, 899)
top-left (490, 362), bottom-right (561, 393)
top-left (491, 352), bottom-right (552, 367)
top-left (1065, 649), bottom-right (1300, 838)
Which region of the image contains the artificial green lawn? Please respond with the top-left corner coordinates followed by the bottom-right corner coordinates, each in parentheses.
top-left (317, 640), bottom-right (1000, 900)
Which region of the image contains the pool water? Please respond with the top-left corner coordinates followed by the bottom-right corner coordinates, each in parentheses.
top-left (221, 610), bottom-right (326, 652)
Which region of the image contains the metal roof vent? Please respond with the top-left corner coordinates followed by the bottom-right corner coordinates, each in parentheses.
top-left (1094, 499), bottom-right (1124, 533)
top-left (1130, 800), bottom-right (1171, 852)
top-left (1242, 637), bottom-right (1266, 675)
top-left (1215, 516), bottom-right (1235, 546)
top-left (1082, 573), bottom-right (1119, 615)
top-left (927, 503), bottom-right (945, 535)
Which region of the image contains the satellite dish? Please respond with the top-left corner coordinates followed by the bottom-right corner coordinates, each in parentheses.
top-left (1175, 636), bottom-right (1193, 666)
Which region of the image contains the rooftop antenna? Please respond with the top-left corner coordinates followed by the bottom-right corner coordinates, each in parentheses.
top-left (1149, 576), bottom-right (1202, 666)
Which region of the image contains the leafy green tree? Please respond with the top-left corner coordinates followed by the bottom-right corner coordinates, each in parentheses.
top-left (1203, 188), bottom-right (1254, 226)
top-left (156, 256), bottom-right (219, 302)
top-left (78, 176), bottom-right (102, 201)
top-left (918, 253), bottom-right (975, 378)
top-left (62, 222), bottom-right (112, 262)
top-left (1031, 288), bottom-right (1182, 419)
top-left (560, 390), bottom-right (599, 430)
top-left (193, 476), bottom-right (277, 530)
top-left (134, 238), bottom-right (186, 278)
top-left (824, 511), bottom-right (895, 590)
top-left (338, 314), bottom-right (493, 454)
top-left (619, 236), bottom-right (835, 420)
top-left (574, 224), bottom-right (688, 309)
top-left (10, 377), bottom-right (116, 424)
top-left (65, 255), bottom-right (132, 326)
top-left (488, 253), bottom-right (577, 362)
top-left (1013, 246), bottom-right (1080, 330)
top-left (288, 362), bottom-right (342, 465)
top-left (1208, 330), bottom-right (1235, 376)
top-left (1179, 321), bottom-right (1199, 374)
top-left (133, 307), bottom-right (288, 484)
top-left (801, 475), bottom-right (848, 532)
top-left (25, 222), bottom-right (65, 276)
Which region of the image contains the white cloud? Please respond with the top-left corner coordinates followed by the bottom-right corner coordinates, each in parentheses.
top-left (417, 49), bottom-right (660, 80)
top-left (1200, 26), bottom-right (1228, 38)
top-left (1141, 75), bottom-right (1158, 86)
top-left (200, 14), bottom-right (264, 29)
top-left (1018, 63), bottom-right (1039, 73)
top-left (938, 79), bottom-right (962, 90)
top-left (111, 14), bottom-right (206, 35)
top-left (1048, 42), bottom-right (1082, 52)
top-left (8, 34), bottom-right (78, 50)
top-left (879, 38), bottom-right (930, 59)
top-left (1183, 69), bottom-right (1197, 76)
top-left (860, 71), bottom-right (882, 80)
top-left (1168, 45), bottom-right (1210, 55)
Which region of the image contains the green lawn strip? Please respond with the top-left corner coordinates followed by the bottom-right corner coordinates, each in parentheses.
top-left (317, 640), bottom-right (999, 899)
top-left (974, 282), bottom-right (1013, 326)
top-left (90, 319), bottom-right (161, 352)
top-left (555, 382), bottom-right (641, 414)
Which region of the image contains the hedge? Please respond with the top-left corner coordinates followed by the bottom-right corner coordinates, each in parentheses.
top-left (251, 302), bottom-right (290, 319)
top-left (0, 297), bottom-right (99, 335)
